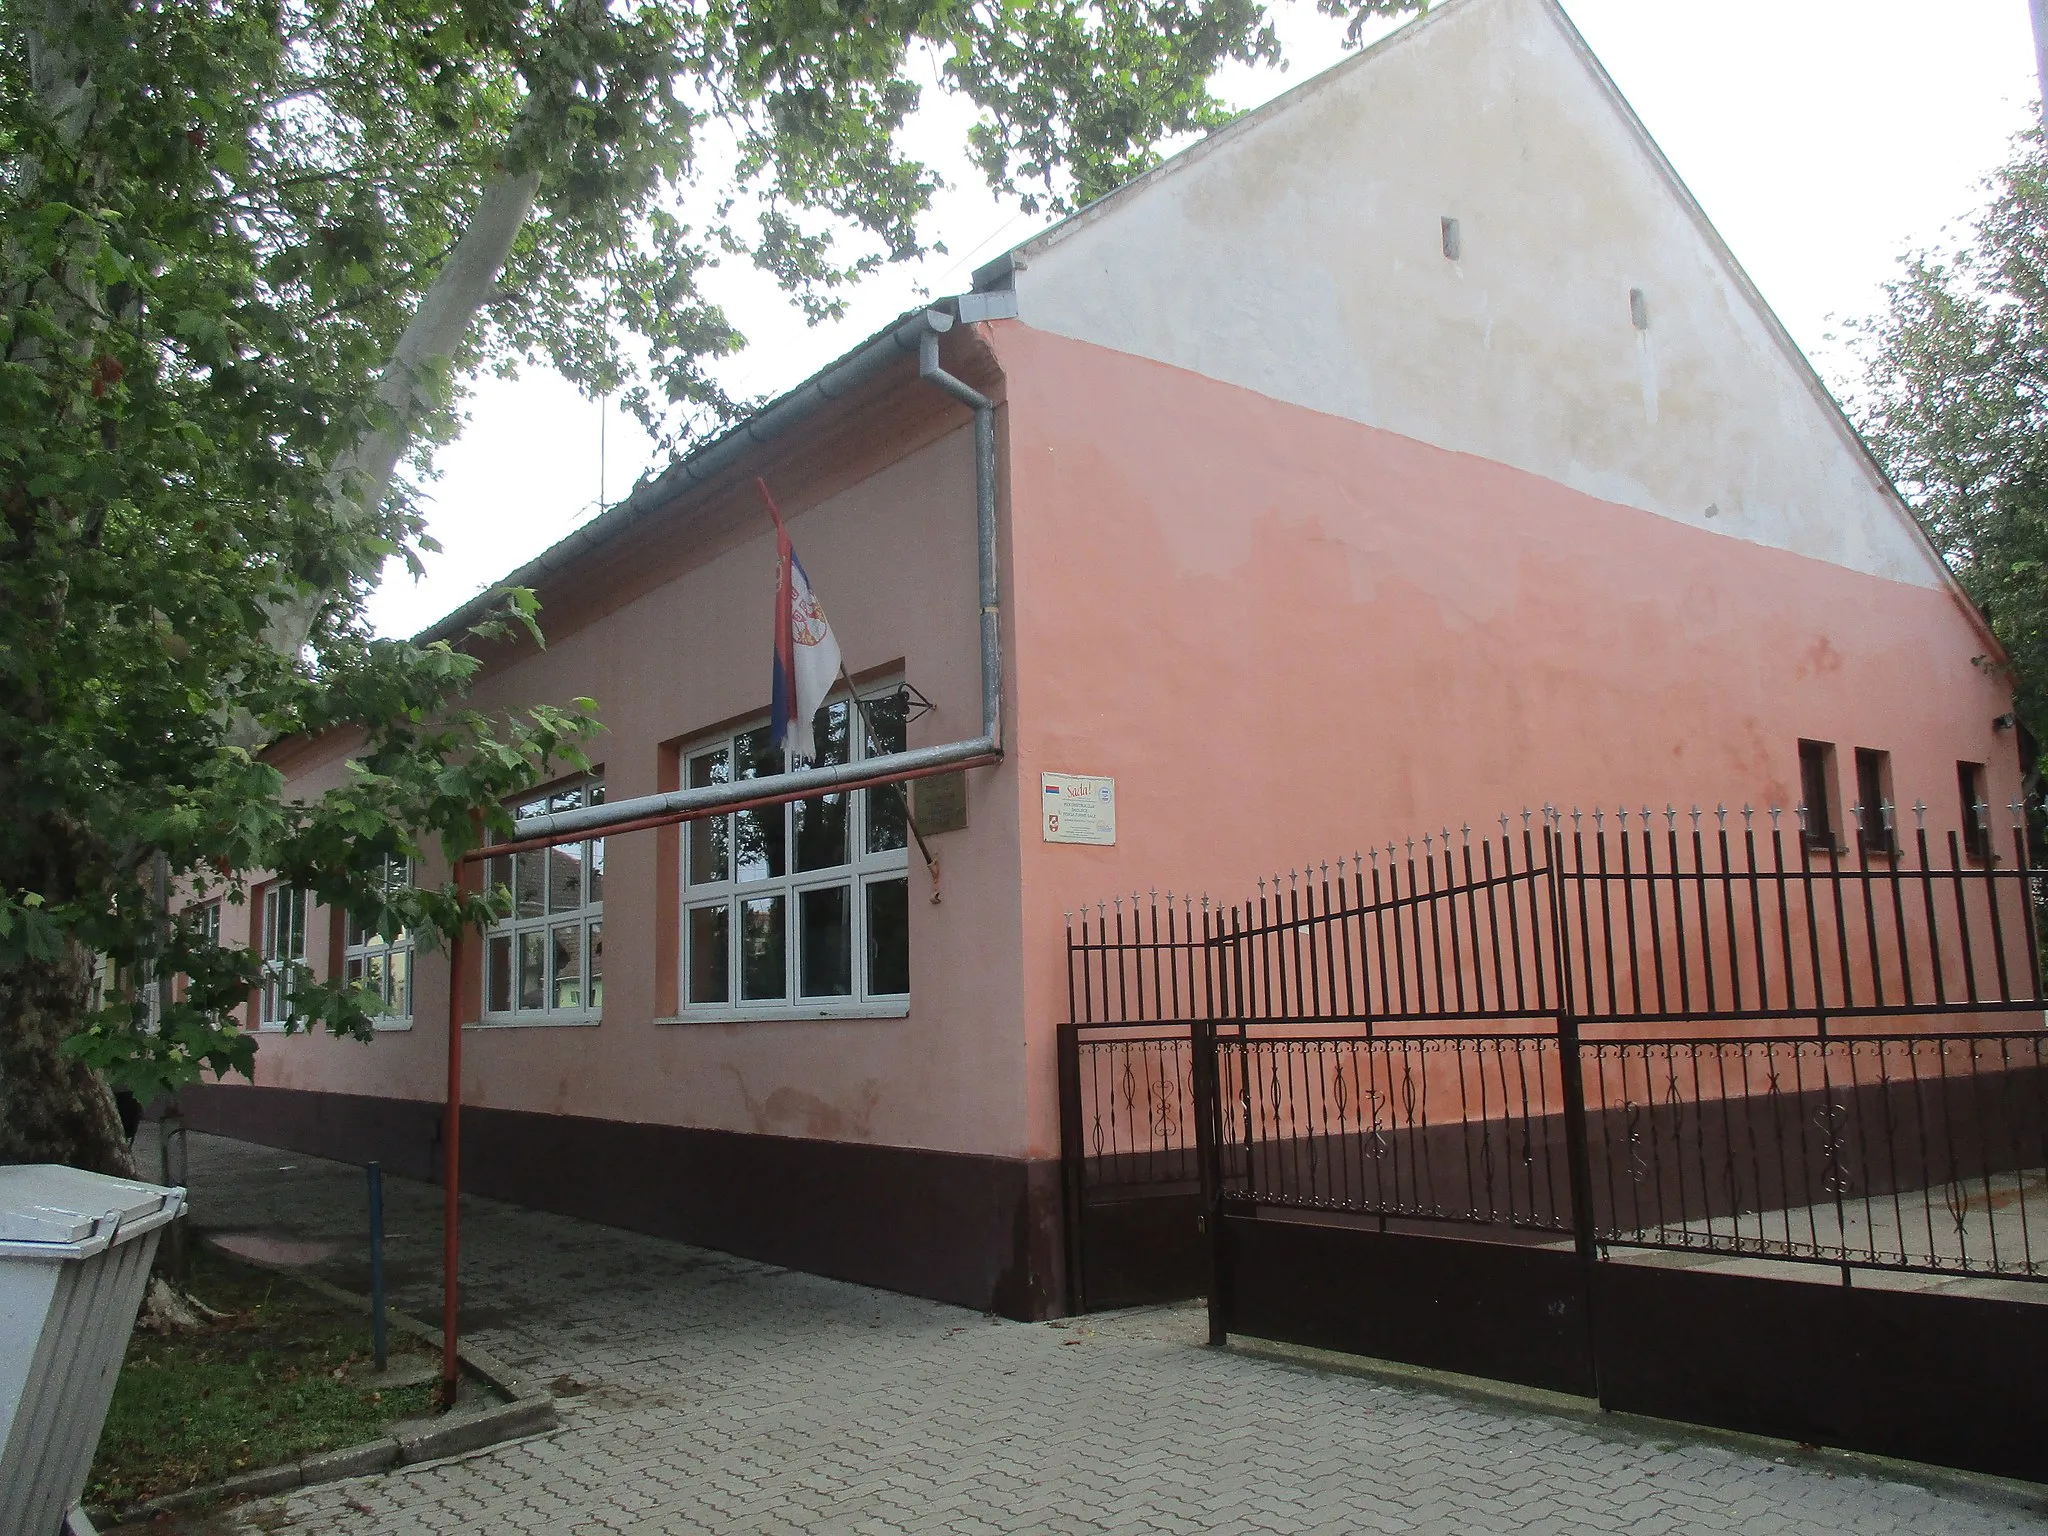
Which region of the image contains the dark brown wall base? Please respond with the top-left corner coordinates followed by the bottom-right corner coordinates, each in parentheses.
top-left (180, 1084), bottom-right (1068, 1320)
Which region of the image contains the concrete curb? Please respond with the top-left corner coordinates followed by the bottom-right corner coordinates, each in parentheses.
top-left (97, 1239), bottom-right (557, 1527)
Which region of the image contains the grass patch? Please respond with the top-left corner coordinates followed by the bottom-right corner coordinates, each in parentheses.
top-left (88, 1243), bottom-right (439, 1511)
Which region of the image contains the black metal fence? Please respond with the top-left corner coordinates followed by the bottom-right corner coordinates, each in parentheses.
top-left (1059, 796), bottom-right (2048, 1304)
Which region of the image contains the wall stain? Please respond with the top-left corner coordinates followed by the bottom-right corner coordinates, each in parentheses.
top-left (1795, 636), bottom-right (1842, 681)
top-left (724, 1064), bottom-right (880, 1140)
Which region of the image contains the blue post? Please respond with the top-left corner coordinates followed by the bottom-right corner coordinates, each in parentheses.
top-left (367, 1160), bottom-right (388, 1371)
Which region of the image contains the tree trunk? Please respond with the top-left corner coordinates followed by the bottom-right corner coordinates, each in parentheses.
top-left (0, 942), bottom-right (137, 1176)
top-left (249, 165), bottom-right (544, 681)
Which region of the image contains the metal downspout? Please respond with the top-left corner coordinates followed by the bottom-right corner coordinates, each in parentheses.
top-left (494, 309), bottom-right (1002, 852)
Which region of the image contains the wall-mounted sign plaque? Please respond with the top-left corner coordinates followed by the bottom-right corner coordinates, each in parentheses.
top-left (1041, 773), bottom-right (1116, 845)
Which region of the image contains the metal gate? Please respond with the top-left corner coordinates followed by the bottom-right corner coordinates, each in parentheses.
top-left (1063, 798), bottom-right (2048, 1482)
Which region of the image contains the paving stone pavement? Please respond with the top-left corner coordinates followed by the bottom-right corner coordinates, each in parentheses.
top-left (144, 1128), bottom-right (2048, 1535)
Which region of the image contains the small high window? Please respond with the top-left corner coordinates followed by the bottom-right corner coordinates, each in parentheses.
top-left (1853, 748), bottom-right (1896, 857)
top-left (1797, 740), bottom-right (1840, 853)
top-left (1958, 761), bottom-right (1993, 864)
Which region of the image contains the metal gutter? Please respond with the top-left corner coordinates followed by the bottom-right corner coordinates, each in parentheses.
top-left (417, 304), bottom-right (989, 647)
top-left (467, 303), bottom-right (1008, 855)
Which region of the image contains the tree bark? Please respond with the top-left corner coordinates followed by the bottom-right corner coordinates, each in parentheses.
top-left (251, 166), bottom-right (544, 678)
top-left (0, 943), bottom-right (137, 1177)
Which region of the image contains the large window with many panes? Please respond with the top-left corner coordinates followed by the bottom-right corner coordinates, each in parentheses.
top-left (258, 882), bottom-right (305, 1030)
top-left (680, 689), bottom-right (910, 1018)
top-left (344, 855), bottom-right (414, 1028)
top-left (483, 776), bottom-right (605, 1025)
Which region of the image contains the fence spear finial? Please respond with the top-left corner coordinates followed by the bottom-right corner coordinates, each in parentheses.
top-left (1571, 807), bottom-right (1582, 830)
top-left (1715, 803), bottom-right (1727, 829)
top-left (1461, 822), bottom-right (1472, 844)
top-left (1742, 803), bottom-right (1754, 829)
top-left (1499, 812), bottom-right (1510, 834)
top-left (1406, 836), bottom-right (1415, 855)
top-left (2013, 798), bottom-right (2028, 828)
top-left (1321, 859), bottom-right (1330, 878)
top-left (1442, 825), bottom-right (1453, 849)
top-left (1849, 799), bottom-right (1865, 832)
top-left (1769, 805), bottom-right (1782, 829)
top-left (1879, 799), bottom-right (1895, 831)
top-left (1665, 803), bottom-right (1677, 830)
top-left (1690, 805), bottom-right (1702, 831)
top-left (1913, 798), bottom-right (1927, 829)
top-left (1257, 875), bottom-right (1266, 895)
top-left (1594, 805), bottom-right (1605, 830)
top-left (1795, 802), bottom-right (1808, 832)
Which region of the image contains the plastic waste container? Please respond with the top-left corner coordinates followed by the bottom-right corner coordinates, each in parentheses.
top-left (0, 1164), bottom-right (186, 1536)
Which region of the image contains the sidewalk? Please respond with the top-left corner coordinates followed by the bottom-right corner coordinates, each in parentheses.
top-left (146, 1128), bottom-right (2048, 1535)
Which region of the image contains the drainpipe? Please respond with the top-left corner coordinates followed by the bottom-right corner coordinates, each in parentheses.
top-left (486, 309), bottom-right (1003, 855)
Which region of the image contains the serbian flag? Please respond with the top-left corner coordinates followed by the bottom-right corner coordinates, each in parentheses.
top-left (762, 479), bottom-right (843, 764)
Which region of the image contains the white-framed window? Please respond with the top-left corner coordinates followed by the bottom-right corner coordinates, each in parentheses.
top-left (345, 855), bottom-right (414, 1029)
top-left (172, 899), bottom-right (222, 1011)
top-left (258, 882), bottom-right (305, 1030)
top-left (679, 688), bottom-right (911, 1020)
top-left (483, 775), bottom-right (605, 1025)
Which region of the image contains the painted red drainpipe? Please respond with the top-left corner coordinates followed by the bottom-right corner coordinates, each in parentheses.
top-left (441, 915), bottom-right (464, 1407)
top-left (434, 755), bottom-right (996, 1405)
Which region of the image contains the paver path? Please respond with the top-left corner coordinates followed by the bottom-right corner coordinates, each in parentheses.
top-left (145, 1128), bottom-right (2048, 1535)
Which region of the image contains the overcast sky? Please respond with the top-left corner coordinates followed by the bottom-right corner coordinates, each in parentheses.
top-left (364, 0), bottom-right (2044, 640)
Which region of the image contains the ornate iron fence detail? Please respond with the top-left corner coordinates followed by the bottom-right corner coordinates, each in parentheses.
top-left (1060, 791), bottom-right (2048, 1295)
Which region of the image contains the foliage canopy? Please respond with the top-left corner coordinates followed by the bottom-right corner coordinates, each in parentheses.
top-left (1854, 129), bottom-right (2048, 735)
top-left (1, 0), bottom-right (1416, 1169)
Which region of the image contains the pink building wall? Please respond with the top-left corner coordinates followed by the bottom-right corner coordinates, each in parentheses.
top-left (990, 321), bottom-right (2022, 1165)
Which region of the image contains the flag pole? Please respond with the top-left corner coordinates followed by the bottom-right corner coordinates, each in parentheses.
top-left (756, 478), bottom-right (942, 899)
top-left (839, 662), bottom-right (943, 902)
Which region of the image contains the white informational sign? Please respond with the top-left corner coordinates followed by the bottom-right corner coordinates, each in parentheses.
top-left (1042, 773), bottom-right (1116, 845)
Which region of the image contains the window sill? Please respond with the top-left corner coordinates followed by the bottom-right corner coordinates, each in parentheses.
top-left (371, 1017), bottom-right (414, 1032)
top-left (472, 1013), bottom-right (603, 1029)
top-left (658, 1000), bottom-right (911, 1025)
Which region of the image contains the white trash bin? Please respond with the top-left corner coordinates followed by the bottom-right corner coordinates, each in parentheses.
top-left (0, 1164), bottom-right (187, 1536)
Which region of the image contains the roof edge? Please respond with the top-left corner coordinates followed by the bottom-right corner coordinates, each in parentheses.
top-left (410, 292), bottom-right (1014, 648)
top-left (1532, 0), bottom-right (2006, 667)
top-left (977, 0), bottom-right (1465, 288)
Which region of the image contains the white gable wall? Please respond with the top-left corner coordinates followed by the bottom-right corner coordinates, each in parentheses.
top-left (1006, 0), bottom-right (1946, 590)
